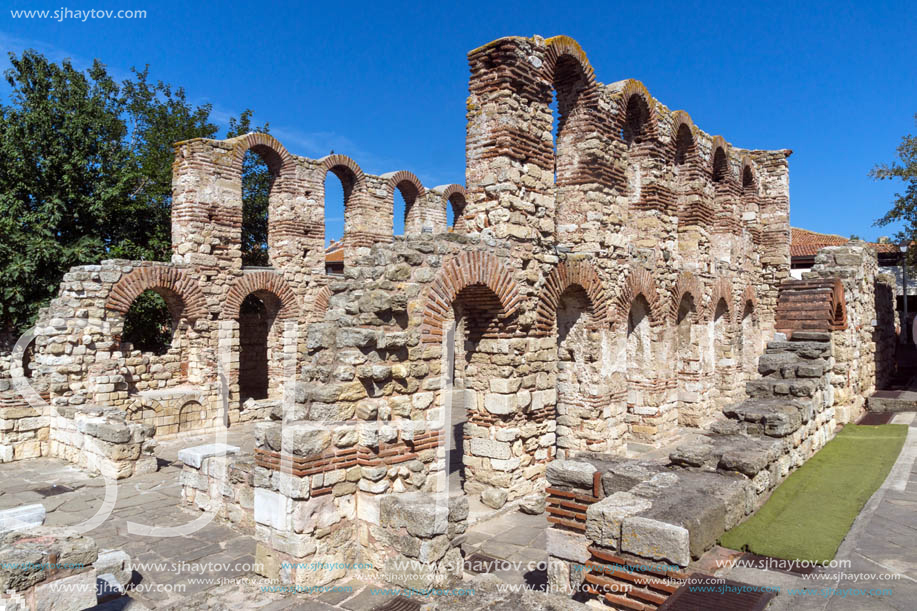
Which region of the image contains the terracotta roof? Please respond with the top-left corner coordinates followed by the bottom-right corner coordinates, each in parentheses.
top-left (790, 228), bottom-right (848, 257)
top-left (790, 227), bottom-right (900, 258)
top-left (325, 248), bottom-right (344, 263)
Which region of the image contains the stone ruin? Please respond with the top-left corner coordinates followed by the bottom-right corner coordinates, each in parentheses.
top-left (0, 34), bottom-right (899, 609)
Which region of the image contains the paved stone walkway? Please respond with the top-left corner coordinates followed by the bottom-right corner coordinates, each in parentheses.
top-left (0, 424), bottom-right (556, 609)
top-left (722, 413), bottom-right (917, 610)
top-left (0, 426), bottom-right (260, 608)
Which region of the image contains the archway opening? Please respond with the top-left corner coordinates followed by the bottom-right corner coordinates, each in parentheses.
top-left (443, 284), bottom-right (504, 496)
top-left (622, 94), bottom-right (651, 148)
top-left (713, 148), bottom-right (729, 183)
top-left (392, 180), bottom-right (420, 236)
top-left (448, 193), bottom-right (466, 232)
top-left (241, 149), bottom-right (275, 267)
top-left (238, 291), bottom-right (282, 402)
top-left (674, 123), bottom-right (694, 167)
top-left (122, 289), bottom-right (176, 356)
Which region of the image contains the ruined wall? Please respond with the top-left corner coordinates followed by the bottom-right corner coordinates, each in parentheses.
top-left (802, 244), bottom-right (898, 420)
top-left (464, 35), bottom-right (790, 441)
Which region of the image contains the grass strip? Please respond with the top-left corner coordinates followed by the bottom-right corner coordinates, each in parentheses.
top-left (719, 423), bottom-right (907, 563)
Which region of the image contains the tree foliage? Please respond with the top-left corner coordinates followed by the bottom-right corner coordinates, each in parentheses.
top-left (0, 50), bottom-right (261, 338)
top-left (873, 114), bottom-right (917, 256)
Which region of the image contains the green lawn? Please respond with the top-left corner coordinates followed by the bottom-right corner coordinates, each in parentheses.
top-left (719, 424), bottom-right (907, 564)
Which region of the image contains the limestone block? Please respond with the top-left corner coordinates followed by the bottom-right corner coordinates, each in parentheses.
top-left (0, 504), bottom-right (46, 534)
top-left (34, 569), bottom-right (98, 611)
top-left (546, 459), bottom-right (596, 489)
top-left (95, 549), bottom-right (131, 588)
top-left (469, 438), bottom-right (511, 460)
top-left (483, 393), bottom-right (516, 415)
top-left (281, 426), bottom-right (331, 457)
top-left (546, 527), bottom-right (590, 563)
top-left (585, 492), bottom-right (652, 548)
top-left (254, 488), bottom-right (289, 531)
top-left (621, 516), bottom-right (691, 567)
top-left (480, 488), bottom-right (507, 509)
top-left (380, 492), bottom-right (449, 538)
top-left (177, 443), bottom-right (240, 469)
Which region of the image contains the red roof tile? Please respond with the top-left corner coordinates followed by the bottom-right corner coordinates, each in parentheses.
top-left (790, 227), bottom-right (899, 258)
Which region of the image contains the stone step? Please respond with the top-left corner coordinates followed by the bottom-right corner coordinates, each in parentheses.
top-left (866, 390), bottom-right (917, 413)
top-left (723, 398), bottom-right (811, 437)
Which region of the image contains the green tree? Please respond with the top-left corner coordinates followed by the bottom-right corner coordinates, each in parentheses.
top-left (0, 50), bottom-right (262, 343)
top-left (873, 114), bottom-right (917, 257)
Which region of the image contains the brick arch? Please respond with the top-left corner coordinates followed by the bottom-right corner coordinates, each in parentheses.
top-left (382, 170), bottom-right (425, 201)
top-left (736, 285), bottom-right (758, 324)
top-left (221, 271), bottom-right (301, 320)
top-left (319, 154), bottom-right (367, 190)
top-left (382, 170), bottom-right (426, 236)
top-left (439, 184), bottom-right (468, 231)
top-left (707, 278), bottom-right (734, 322)
top-left (670, 111), bottom-right (698, 165)
top-left (106, 266), bottom-right (208, 322)
top-left (710, 136), bottom-right (733, 182)
top-left (311, 286), bottom-right (332, 322)
top-left (535, 260), bottom-right (608, 335)
top-left (740, 156), bottom-right (758, 193)
top-left (669, 272), bottom-right (703, 323)
top-left (228, 132), bottom-right (296, 178)
top-left (612, 269), bottom-right (662, 327)
top-left (543, 36), bottom-right (597, 92)
top-left (420, 252), bottom-right (521, 344)
top-left (318, 154), bottom-right (369, 247)
top-left (615, 79), bottom-right (658, 144)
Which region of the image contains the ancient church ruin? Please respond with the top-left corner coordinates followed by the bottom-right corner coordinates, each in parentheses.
top-left (0, 35), bottom-right (898, 609)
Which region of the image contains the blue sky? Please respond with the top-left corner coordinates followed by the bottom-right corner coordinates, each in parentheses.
top-left (2, 0), bottom-right (916, 242)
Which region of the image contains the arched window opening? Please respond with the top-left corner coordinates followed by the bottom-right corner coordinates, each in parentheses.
top-left (393, 181), bottom-right (419, 236)
top-left (324, 166), bottom-right (356, 247)
top-left (448, 194), bottom-right (467, 232)
top-left (393, 189), bottom-right (407, 236)
top-left (674, 124), bottom-right (694, 167)
top-left (241, 149), bottom-right (275, 267)
top-left (324, 166), bottom-right (356, 274)
top-left (122, 289), bottom-right (176, 356)
top-left (712, 148), bottom-right (729, 183)
top-left (238, 291), bottom-right (282, 402)
top-left (552, 55), bottom-right (588, 185)
top-left (21, 338), bottom-right (35, 379)
top-left (622, 94), bottom-right (651, 148)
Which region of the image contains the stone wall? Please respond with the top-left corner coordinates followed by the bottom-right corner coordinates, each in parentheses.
top-left (49, 406), bottom-right (157, 479)
top-left (804, 244), bottom-right (898, 419)
top-left (179, 443), bottom-right (255, 533)
top-left (543, 330), bottom-right (840, 608)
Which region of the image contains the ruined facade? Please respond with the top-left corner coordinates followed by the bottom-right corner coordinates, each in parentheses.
top-left (0, 34), bottom-right (897, 608)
